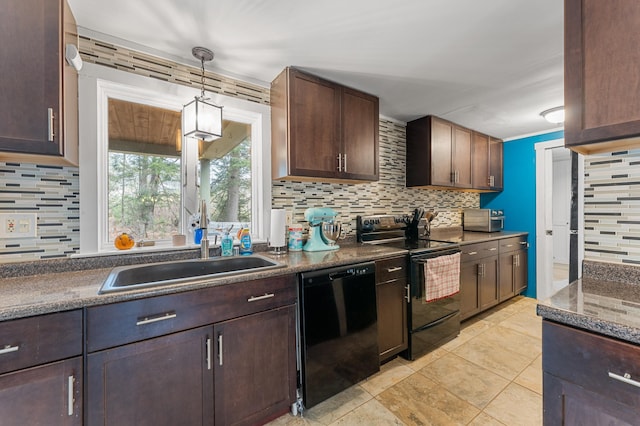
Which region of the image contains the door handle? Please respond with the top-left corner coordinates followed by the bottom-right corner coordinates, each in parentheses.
top-left (0, 345), bottom-right (19, 355)
top-left (136, 311), bottom-right (177, 326)
top-left (405, 284), bottom-right (410, 302)
top-left (546, 230), bottom-right (553, 236)
top-left (386, 266), bottom-right (403, 273)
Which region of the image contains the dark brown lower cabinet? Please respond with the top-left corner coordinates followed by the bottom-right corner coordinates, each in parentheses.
top-left (0, 356), bottom-right (82, 425)
top-left (543, 320), bottom-right (640, 425)
top-left (214, 305), bottom-right (297, 426)
top-left (87, 326), bottom-right (214, 426)
top-left (376, 256), bottom-right (408, 363)
top-left (460, 253), bottom-right (498, 321)
top-left (460, 261), bottom-right (480, 320)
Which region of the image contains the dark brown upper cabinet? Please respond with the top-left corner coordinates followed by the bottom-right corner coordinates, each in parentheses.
top-left (472, 132), bottom-right (503, 191)
top-left (271, 67), bottom-right (379, 182)
top-left (407, 115), bottom-right (502, 191)
top-left (0, 0), bottom-right (79, 166)
top-left (564, 0), bottom-right (640, 154)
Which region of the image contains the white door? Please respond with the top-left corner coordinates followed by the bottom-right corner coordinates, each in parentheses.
top-left (535, 139), bottom-right (583, 301)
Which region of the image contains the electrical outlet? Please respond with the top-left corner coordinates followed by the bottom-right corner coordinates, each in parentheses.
top-left (285, 210), bottom-right (293, 226)
top-left (0, 213), bottom-right (37, 239)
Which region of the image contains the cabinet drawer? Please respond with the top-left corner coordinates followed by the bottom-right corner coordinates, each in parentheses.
top-left (0, 310), bottom-right (82, 374)
top-left (376, 256), bottom-right (408, 283)
top-left (86, 274), bottom-right (297, 352)
top-left (499, 236), bottom-right (528, 253)
top-left (543, 321), bottom-right (640, 407)
top-left (460, 241), bottom-right (499, 262)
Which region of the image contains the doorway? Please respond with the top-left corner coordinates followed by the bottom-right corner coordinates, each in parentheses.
top-left (535, 139), bottom-right (583, 301)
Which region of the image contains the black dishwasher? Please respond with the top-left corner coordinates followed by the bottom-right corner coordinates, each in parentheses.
top-left (299, 262), bottom-right (379, 408)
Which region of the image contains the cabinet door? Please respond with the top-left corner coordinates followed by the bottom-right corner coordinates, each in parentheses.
top-left (0, 357), bottom-right (82, 426)
top-left (377, 279), bottom-right (408, 362)
top-left (86, 326), bottom-right (214, 426)
top-left (489, 137), bottom-right (503, 190)
top-left (565, 0), bottom-right (640, 153)
top-left (342, 87), bottom-right (379, 180)
top-left (1, 0), bottom-right (61, 155)
top-left (430, 118), bottom-right (454, 186)
top-left (214, 305), bottom-right (297, 426)
top-left (452, 126), bottom-right (472, 188)
top-left (498, 252), bottom-right (516, 302)
top-left (460, 261), bottom-right (480, 321)
top-left (288, 70), bottom-right (341, 178)
top-left (478, 256), bottom-right (499, 310)
top-left (471, 132), bottom-right (490, 190)
top-left (515, 250), bottom-right (528, 294)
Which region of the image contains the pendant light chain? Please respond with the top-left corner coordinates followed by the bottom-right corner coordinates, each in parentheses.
top-left (200, 56), bottom-right (206, 99)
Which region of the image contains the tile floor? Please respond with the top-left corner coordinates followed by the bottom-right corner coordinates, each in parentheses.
top-left (268, 296), bottom-right (542, 426)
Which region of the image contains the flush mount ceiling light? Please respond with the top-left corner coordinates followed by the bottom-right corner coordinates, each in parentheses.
top-left (183, 47), bottom-right (223, 142)
top-left (540, 106), bottom-right (565, 124)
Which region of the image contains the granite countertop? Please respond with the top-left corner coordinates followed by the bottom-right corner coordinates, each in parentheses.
top-left (537, 261), bottom-right (640, 345)
top-left (430, 228), bottom-right (528, 244)
top-left (0, 244), bottom-right (406, 321)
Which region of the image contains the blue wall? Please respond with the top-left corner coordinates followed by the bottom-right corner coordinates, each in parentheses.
top-left (480, 130), bottom-right (564, 298)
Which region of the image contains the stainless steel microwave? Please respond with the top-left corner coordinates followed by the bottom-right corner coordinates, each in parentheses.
top-left (463, 209), bottom-right (504, 232)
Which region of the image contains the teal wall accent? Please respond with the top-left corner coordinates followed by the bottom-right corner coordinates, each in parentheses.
top-left (480, 130), bottom-right (564, 298)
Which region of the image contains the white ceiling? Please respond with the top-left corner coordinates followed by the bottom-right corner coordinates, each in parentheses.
top-left (68, 0), bottom-right (564, 140)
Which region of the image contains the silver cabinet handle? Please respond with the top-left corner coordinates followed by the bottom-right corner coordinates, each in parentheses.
top-left (489, 247), bottom-right (497, 251)
top-left (386, 266), bottom-right (403, 273)
top-left (520, 241), bottom-right (528, 246)
top-left (337, 154), bottom-right (342, 172)
top-left (405, 284), bottom-right (410, 302)
top-left (468, 251), bottom-right (478, 256)
top-left (206, 338), bottom-right (212, 370)
top-left (506, 244), bottom-right (514, 248)
top-left (0, 345), bottom-right (19, 355)
top-left (48, 108), bottom-right (55, 142)
top-left (218, 334), bottom-right (223, 366)
top-left (68, 375), bottom-right (75, 416)
top-left (608, 372), bottom-right (640, 388)
top-left (343, 153), bottom-right (347, 172)
top-left (247, 293), bottom-right (275, 302)
top-left (136, 311), bottom-right (177, 326)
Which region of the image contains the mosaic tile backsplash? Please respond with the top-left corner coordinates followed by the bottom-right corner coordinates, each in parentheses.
top-left (584, 149), bottom-right (640, 265)
top-left (0, 37), bottom-right (477, 263)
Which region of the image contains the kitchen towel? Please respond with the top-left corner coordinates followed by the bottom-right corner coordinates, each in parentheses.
top-left (269, 209), bottom-right (287, 248)
top-left (423, 252), bottom-right (461, 302)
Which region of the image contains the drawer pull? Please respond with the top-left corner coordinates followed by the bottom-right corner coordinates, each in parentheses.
top-left (608, 371), bottom-right (640, 388)
top-left (506, 244), bottom-right (514, 248)
top-left (386, 266), bottom-right (403, 273)
top-left (0, 345), bottom-right (19, 355)
top-left (468, 251), bottom-right (478, 256)
top-left (68, 375), bottom-right (75, 416)
top-left (136, 311), bottom-right (177, 326)
top-left (247, 293), bottom-right (275, 302)
top-left (489, 247), bottom-right (497, 251)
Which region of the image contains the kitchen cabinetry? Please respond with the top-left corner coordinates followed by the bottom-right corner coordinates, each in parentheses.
top-left (0, 310), bottom-right (83, 425)
top-left (543, 320), bottom-right (640, 424)
top-left (375, 256), bottom-right (409, 363)
top-left (0, 0), bottom-right (79, 166)
top-left (564, 0), bottom-right (640, 154)
top-left (86, 274), bottom-right (297, 426)
top-left (471, 132), bottom-right (503, 191)
top-left (498, 235), bottom-right (528, 301)
top-left (271, 67), bottom-right (379, 182)
top-left (459, 241), bottom-right (499, 320)
top-left (406, 115), bottom-right (472, 189)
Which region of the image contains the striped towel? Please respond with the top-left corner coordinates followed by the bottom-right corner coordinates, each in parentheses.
top-left (423, 252), bottom-right (461, 302)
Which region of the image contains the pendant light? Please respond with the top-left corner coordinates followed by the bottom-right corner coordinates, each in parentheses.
top-left (183, 47), bottom-right (223, 142)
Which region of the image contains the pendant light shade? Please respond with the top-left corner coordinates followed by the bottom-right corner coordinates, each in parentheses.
top-left (183, 47), bottom-right (223, 142)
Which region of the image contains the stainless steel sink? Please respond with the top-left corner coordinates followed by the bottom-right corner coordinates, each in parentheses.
top-left (99, 254), bottom-right (286, 294)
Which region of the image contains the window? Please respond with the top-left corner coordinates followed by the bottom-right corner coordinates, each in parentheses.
top-left (78, 63), bottom-right (271, 254)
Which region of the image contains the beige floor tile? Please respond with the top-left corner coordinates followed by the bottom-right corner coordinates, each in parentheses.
top-left (418, 353), bottom-right (510, 409)
top-left (267, 413), bottom-right (325, 426)
top-left (329, 399), bottom-right (406, 426)
top-left (498, 309), bottom-right (542, 340)
top-left (483, 383), bottom-right (543, 426)
top-left (303, 385), bottom-right (372, 425)
top-left (360, 358), bottom-right (415, 396)
top-left (514, 355), bottom-right (543, 395)
top-left (441, 319), bottom-right (493, 351)
top-left (398, 346), bottom-right (449, 371)
top-left (467, 412), bottom-right (507, 426)
top-left (452, 337), bottom-right (533, 381)
top-left (377, 374), bottom-right (480, 426)
top-left (477, 325), bottom-right (541, 361)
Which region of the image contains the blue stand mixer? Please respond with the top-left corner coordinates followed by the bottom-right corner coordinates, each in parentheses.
top-left (303, 207), bottom-right (341, 252)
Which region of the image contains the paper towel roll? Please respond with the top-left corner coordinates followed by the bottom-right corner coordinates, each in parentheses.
top-left (269, 209), bottom-right (287, 248)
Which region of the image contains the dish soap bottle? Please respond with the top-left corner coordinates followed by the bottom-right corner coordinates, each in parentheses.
top-left (238, 227), bottom-right (253, 255)
top-left (221, 231), bottom-right (233, 257)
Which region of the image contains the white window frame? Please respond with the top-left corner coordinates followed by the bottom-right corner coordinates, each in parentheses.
top-left (77, 62), bottom-right (271, 255)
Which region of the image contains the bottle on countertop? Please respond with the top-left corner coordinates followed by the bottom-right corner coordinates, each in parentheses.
top-left (238, 226), bottom-right (253, 255)
top-left (221, 231), bottom-right (233, 257)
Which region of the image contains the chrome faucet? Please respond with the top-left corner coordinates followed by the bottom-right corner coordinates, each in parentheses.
top-left (200, 200), bottom-right (209, 259)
